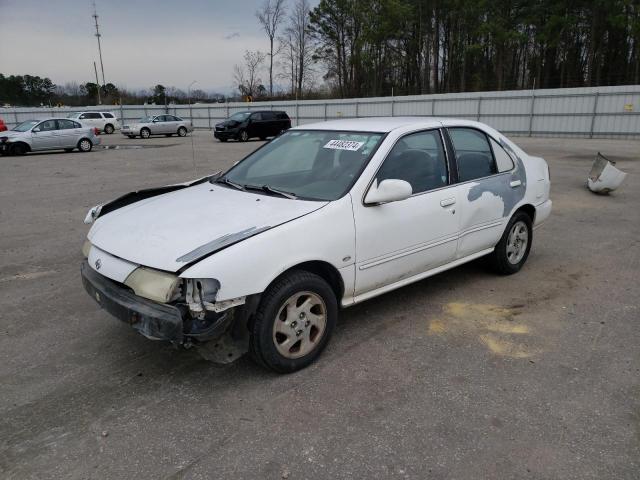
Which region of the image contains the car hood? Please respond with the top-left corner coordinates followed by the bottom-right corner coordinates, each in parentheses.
top-left (88, 181), bottom-right (327, 272)
top-left (1, 131), bottom-right (27, 139)
top-left (217, 120), bottom-right (240, 128)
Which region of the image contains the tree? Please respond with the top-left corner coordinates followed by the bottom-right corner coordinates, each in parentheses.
top-left (151, 84), bottom-right (166, 104)
top-left (233, 50), bottom-right (267, 97)
top-left (256, 0), bottom-right (287, 97)
top-left (282, 0), bottom-right (314, 98)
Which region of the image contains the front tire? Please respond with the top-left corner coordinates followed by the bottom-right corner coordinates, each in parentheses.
top-left (78, 138), bottom-right (93, 152)
top-left (177, 126), bottom-right (187, 137)
top-left (140, 128), bottom-right (151, 139)
top-left (238, 130), bottom-right (249, 142)
top-left (104, 124), bottom-right (114, 134)
top-left (10, 143), bottom-right (28, 155)
top-left (489, 211), bottom-right (532, 275)
top-left (250, 271), bottom-right (337, 373)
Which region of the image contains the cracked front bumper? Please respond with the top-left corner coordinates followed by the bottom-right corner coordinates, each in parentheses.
top-left (81, 260), bottom-right (184, 342)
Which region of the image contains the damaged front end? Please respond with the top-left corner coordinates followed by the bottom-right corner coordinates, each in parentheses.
top-left (80, 260), bottom-right (257, 363)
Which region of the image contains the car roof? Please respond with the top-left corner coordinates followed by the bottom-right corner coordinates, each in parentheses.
top-left (291, 116), bottom-right (453, 133)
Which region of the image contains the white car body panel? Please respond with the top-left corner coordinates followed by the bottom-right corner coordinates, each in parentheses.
top-left (87, 181), bottom-right (327, 272)
top-left (85, 117), bottom-right (552, 309)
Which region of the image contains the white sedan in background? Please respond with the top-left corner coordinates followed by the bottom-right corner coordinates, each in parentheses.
top-left (81, 117), bottom-right (552, 373)
top-left (121, 114), bottom-right (193, 139)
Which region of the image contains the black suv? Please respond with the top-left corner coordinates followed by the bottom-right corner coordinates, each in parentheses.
top-left (214, 110), bottom-right (291, 142)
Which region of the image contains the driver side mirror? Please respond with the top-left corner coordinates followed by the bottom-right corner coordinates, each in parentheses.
top-left (152, 118), bottom-right (159, 123)
top-left (364, 179), bottom-right (413, 205)
top-left (32, 127), bottom-right (40, 133)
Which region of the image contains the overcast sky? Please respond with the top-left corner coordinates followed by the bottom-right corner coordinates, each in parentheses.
top-left (0, 0), bottom-right (315, 94)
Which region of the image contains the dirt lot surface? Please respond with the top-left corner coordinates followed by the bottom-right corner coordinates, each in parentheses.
top-left (1, 131), bottom-right (638, 479)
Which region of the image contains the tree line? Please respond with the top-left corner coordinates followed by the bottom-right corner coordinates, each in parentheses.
top-left (0, 74), bottom-right (225, 107)
top-left (240, 0), bottom-right (640, 99)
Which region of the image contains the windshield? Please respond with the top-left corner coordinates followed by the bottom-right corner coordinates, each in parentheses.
top-left (12, 120), bottom-right (39, 132)
top-left (228, 112), bottom-right (250, 122)
top-left (139, 116), bottom-right (154, 123)
top-left (221, 130), bottom-right (384, 201)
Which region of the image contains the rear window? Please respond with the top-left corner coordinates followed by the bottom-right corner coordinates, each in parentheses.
top-left (276, 112), bottom-right (289, 120)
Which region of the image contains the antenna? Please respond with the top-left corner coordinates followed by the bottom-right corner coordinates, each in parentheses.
top-left (92, 0), bottom-right (106, 86)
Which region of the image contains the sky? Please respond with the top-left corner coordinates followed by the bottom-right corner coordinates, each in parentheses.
top-left (0, 0), bottom-right (314, 94)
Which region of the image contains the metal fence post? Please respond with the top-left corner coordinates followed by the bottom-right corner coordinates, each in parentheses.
top-left (431, 99), bottom-right (436, 116)
top-left (391, 99), bottom-right (395, 117)
top-left (226, 104), bottom-right (230, 118)
top-left (295, 101), bottom-right (299, 126)
top-left (208, 106), bottom-right (211, 130)
top-left (589, 92), bottom-right (600, 138)
top-left (528, 92), bottom-right (536, 137)
top-left (476, 97), bottom-right (482, 121)
top-left (355, 101), bottom-right (359, 118)
top-left (120, 103), bottom-right (124, 125)
top-left (324, 102), bottom-right (327, 121)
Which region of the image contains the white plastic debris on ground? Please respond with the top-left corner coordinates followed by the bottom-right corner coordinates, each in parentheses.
top-left (587, 152), bottom-right (627, 194)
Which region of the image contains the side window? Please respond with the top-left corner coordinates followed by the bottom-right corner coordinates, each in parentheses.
top-left (103, 112), bottom-right (114, 119)
top-left (57, 119), bottom-right (78, 129)
top-left (173, 116), bottom-right (183, 121)
top-left (262, 112), bottom-right (276, 121)
top-left (86, 112), bottom-right (102, 119)
top-left (154, 116), bottom-right (165, 122)
top-left (250, 112), bottom-right (262, 121)
top-left (490, 138), bottom-right (514, 172)
top-left (79, 113), bottom-right (88, 120)
top-left (38, 120), bottom-right (58, 131)
top-left (276, 112), bottom-right (289, 120)
top-left (376, 130), bottom-right (449, 194)
top-left (448, 128), bottom-right (497, 182)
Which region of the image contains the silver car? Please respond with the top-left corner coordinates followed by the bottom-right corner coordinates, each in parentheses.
top-left (121, 114), bottom-right (193, 139)
top-left (0, 118), bottom-right (101, 155)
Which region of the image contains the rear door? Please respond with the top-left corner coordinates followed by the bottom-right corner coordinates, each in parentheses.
top-left (445, 126), bottom-right (516, 258)
top-left (31, 120), bottom-right (60, 150)
top-left (247, 112), bottom-right (263, 138)
top-left (56, 119), bottom-right (83, 147)
top-left (79, 112), bottom-right (102, 130)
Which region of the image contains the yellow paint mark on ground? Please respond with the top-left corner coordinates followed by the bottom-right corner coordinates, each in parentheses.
top-left (428, 302), bottom-right (538, 358)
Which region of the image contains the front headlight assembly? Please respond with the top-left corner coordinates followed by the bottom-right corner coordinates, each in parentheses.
top-left (124, 267), bottom-right (181, 304)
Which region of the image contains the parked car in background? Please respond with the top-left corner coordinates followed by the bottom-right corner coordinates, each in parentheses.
top-left (67, 111), bottom-right (120, 134)
top-left (0, 118), bottom-right (100, 155)
top-left (0, 118), bottom-right (7, 132)
top-left (81, 117), bottom-right (551, 373)
top-left (121, 114), bottom-right (193, 139)
top-left (214, 110), bottom-right (291, 142)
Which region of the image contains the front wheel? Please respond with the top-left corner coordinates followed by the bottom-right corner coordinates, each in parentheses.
top-left (140, 128), bottom-right (151, 139)
top-left (104, 124), bottom-right (115, 134)
top-left (10, 143), bottom-right (28, 155)
top-left (77, 138), bottom-right (93, 152)
top-left (177, 126), bottom-right (187, 137)
top-left (238, 130), bottom-right (249, 142)
top-left (489, 211), bottom-right (532, 275)
top-left (250, 271), bottom-right (337, 373)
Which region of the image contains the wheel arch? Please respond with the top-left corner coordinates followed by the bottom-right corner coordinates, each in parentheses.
top-left (270, 260), bottom-right (344, 303)
top-left (513, 203), bottom-right (536, 223)
top-left (10, 141), bottom-right (31, 153)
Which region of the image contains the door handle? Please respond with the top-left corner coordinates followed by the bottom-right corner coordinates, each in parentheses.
top-left (510, 180), bottom-right (522, 188)
top-left (440, 197), bottom-right (456, 207)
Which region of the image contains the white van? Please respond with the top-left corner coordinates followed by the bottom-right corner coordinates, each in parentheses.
top-left (67, 111), bottom-right (120, 134)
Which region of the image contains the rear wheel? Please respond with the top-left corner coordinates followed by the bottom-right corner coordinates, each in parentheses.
top-left (10, 143), bottom-right (28, 155)
top-left (140, 128), bottom-right (151, 139)
top-left (104, 124), bottom-right (114, 134)
top-left (250, 271), bottom-right (337, 373)
top-left (177, 126), bottom-right (187, 137)
top-left (238, 130), bottom-right (249, 142)
top-left (78, 138), bottom-right (93, 152)
top-left (489, 211), bottom-right (532, 275)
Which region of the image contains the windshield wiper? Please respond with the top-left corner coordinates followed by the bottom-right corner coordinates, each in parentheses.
top-left (215, 177), bottom-right (245, 191)
top-left (244, 184), bottom-right (298, 199)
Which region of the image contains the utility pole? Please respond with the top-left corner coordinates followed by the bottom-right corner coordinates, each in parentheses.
top-left (93, 61), bottom-right (102, 105)
top-left (92, 0), bottom-right (106, 86)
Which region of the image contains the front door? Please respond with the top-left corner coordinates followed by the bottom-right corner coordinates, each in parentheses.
top-left (30, 119), bottom-right (59, 150)
top-left (353, 129), bottom-right (460, 297)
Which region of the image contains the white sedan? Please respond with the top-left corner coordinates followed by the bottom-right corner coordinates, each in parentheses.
top-left (81, 117), bottom-right (552, 372)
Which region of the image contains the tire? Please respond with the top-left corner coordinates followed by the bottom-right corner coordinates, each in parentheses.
top-left (104, 124), bottom-right (114, 134)
top-left (250, 270), bottom-right (337, 373)
top-left (10, 143), bottom-right (28, 155)
top-left (140, 128), bottom-right (151, 139)
top-left (177, 126), bottom-right (187, 137)
top-left (238, 130), bottom-right (249, 142)
top-left (489, 211), bottom-right (533, 275)
top-left (64, 148), bottom-right (74, 153)
top-left (78, 138), bottom-right (93, 152)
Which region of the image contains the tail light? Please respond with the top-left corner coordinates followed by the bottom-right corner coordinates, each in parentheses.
top-left (94, 127), bottom-right (100, 136)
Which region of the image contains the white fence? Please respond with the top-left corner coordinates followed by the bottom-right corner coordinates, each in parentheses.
top-left (4, 85), bottom-right (640, 139)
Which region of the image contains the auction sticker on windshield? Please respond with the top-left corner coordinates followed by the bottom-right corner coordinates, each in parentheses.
top-left (323, 139), bottom-right (365, 151)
